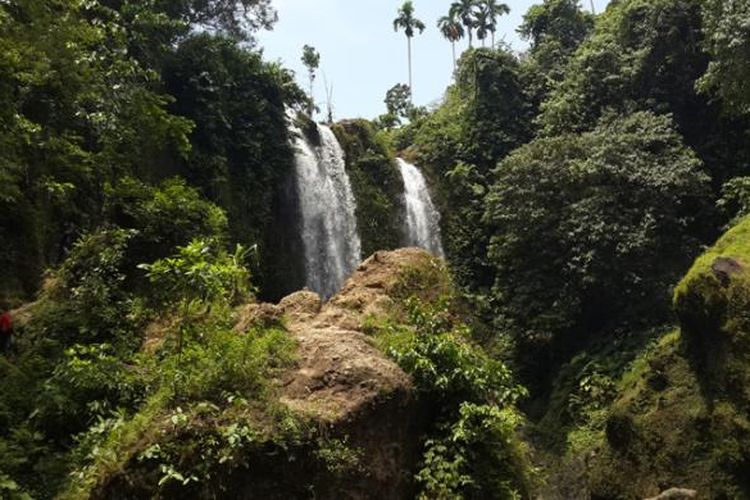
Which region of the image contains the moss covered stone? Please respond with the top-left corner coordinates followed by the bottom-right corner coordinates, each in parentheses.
top-left (331, 120), bottom-right (405, 257)
top-left (674, 215), bottom-right (750, 403)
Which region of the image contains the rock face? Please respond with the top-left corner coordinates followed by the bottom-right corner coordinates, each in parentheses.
top-left (89, 249), bottom-right (440, 500)
top-left (236, 248), bottom-right (439, 499)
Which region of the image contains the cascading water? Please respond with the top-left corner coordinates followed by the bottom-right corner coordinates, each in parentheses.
top-left (292, 122), bottom-right (362, 299)
top-left (396, 158), bottom-right (445, 257)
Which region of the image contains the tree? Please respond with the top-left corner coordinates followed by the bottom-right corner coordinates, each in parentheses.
top-left (301, 45), bottom-right (321, 118)
top-left (409, 49), bottom-right (533, 296)
top-left (438, 13), bottom-right (465, 71)
top-left (393, 1), bottom-right (426, 98)
top-left (164, 34), bottom-right (305, 300)
top-left (484, 111), bottom-right (711, 388)
top-left (475, 5), bottom-right (491, 47)
top-left (699, 0), bottom-right (750, 114)
top-left (155, 0), bottom-right (278, 40)
top-left (518, 0), bottom-right (593, 51)
top-left (450, 0), bottom-right (479, 48)
top-left (479, 0), bottom-right (510, 48)
top-left (488, 1), bottom-right (511, 48)
top-left (385, 83), bottom-right (413, 123)
top-left (518, 0), bottom-right (594, 110)
top-left (537, 0), bottom-right (750, 191)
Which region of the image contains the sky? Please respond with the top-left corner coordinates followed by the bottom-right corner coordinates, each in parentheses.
top-left (257, 0), bottom-right (611, 121)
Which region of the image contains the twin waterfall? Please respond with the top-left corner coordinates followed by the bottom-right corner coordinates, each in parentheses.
top-left (293, 123), bottom-right (362, 299)
top-left (396, 158), bottom-right (445, 258)
top-left (292, 122), bottom-right (443, 298)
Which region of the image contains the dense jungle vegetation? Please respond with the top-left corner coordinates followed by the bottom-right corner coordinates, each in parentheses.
top-left (2, 0), bottom-right (750, 498)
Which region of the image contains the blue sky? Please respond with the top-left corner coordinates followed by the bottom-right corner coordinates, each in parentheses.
top-left (258, 1), bottom-right (611, 120)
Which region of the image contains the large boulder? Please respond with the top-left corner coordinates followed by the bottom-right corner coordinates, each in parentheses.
top-left (90, 249), bottom-right (444, 500)
top-left (673, 216), bottom-right (750, 402)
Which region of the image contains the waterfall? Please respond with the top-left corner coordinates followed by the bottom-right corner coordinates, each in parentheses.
top-left (292, 122), bottom-right (362, 298)
top-left (397, 158), bottom-right (445, 257)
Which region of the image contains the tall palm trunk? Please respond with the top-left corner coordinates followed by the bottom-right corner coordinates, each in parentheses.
top-left (451, 41), bottom-right (456, 73)
top-left (407, 35), bottom-right (413, 101)
top-left (491, 31), bottom-right (495, 48)
top-left (467, 27), bottom-right (473, 48)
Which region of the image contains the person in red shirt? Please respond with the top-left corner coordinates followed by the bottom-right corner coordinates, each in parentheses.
top-left (0, 310), bottom-right (12, 354)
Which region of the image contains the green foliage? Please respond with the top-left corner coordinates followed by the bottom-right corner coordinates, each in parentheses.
top-left (163, 33), bottom-right (305, 299)
top-left (154, 0), bottom-right (278, 41)
top-left (518, 0), bottom-right (594, 109)
top-left (384, 83), bottom-right (413, 125)
top-left (65, 319), bottom-right (298, 499)
top-left (141, 239), bottom-right (252, 309)
top-left (301, 45), bottom-right (321, 74)
top-left (475, 1), bottom-right (510, 48)
top-left (538, 0), bottom-right (750, 190)
top-left (393, 1), bottom-right (427, 39)
top-left (519, 0), bottom-right (593, 50)
top-left (0, 228), bottom-right (145, 498)
top-left (0, 0), bottom-right (192, 299)
top-left (372, 284), bottom-right (531, 499)
top-left (314, 438), bottom-right (363, 477)
top-left (698, 0), bottom-right (750, 114)
top-left (438, 12), bottom-right (465, 45)
top-left (105, 177), bottom-right (229, 273)
top-left (406, 48), bottom-right (532, 296)
top-left (301, 45), bottom-right (321, 115)
top-left (159, 326), bottom-right (295, 404)
top-left (332, 120), bottom-right (405, 256)
top-left (0, 212), bottom-right (255, 497)
top-left (553, 328), bottom-right (750, 498)
top-left (717, 176), bottom-right (750, 227)
top-left (386, 298), bottom-right (520, 407)
top-left (485, 112), bottom-right (710, 389)
top-left (450, 0), bottom-right (480, 47)
top-left (38, 229), bottom-right (141, 347)
top-left (416, 403), bottom-right (528, 500)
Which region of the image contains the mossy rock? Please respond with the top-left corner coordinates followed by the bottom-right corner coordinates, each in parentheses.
top-left (604, 410), bottom-right (635, 451)
top-left (673, 216), bottom-right (750, 402)
top-left (331, 120), bottom-right (405, 257)
top-left (562, 331), bottom-right (750, 498)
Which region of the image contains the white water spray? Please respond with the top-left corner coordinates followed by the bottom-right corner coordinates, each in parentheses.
top-left (397, 158), bottom-right (444, 257)
top-left (292, 123), bottom-right (362, 298)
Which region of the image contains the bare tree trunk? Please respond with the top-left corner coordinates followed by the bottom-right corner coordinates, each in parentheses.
top-left (468, 29), bottom-right (473, 48)
top-left (308, 72), bottom-right (314, 117)
top-left (492, 31), bottom-right (495, 48)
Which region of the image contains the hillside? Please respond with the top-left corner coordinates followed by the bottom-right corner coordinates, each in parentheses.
top-left (3, 0), bottom-right (750, 498)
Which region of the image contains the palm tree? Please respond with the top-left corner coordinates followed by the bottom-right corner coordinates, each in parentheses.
top-left (437, 13), bottom-right (464, 71)
top-left (393, 1), bottom-right (426, 97)
top-left (450, 0), bottom-right (479, 48)
top-left (474, 6), bottom-right (490, 47)
top-left (482, 0), bottom-right (510, 48)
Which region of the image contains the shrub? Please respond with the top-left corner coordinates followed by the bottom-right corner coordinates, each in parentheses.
top-left (373, 292), bottom-right (531, 498)
top-left (416, 403), bottom-right (530, 499)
